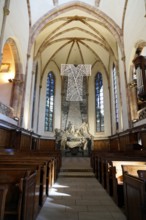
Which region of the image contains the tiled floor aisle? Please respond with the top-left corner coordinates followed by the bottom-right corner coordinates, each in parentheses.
top-left (36, 157), bottom-right (126, 220)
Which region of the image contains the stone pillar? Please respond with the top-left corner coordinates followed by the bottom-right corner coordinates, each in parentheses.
top-left (11, 72), bottom-right (24, 119)
top-left (121, 56), bottom-right (132, 128)
top-left (36, 85), bottom-right (42, 133)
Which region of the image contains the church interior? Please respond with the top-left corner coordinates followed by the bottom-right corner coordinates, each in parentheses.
top-left (0, 0), bottom-right (146, 219)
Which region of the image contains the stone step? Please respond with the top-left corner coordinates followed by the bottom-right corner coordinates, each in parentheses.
top-left (58, 172), bottom-right (95, 177)
top-left (60, 168), bottom-right (93, 172)
top-left (58, 167), bottom-right (95, 177)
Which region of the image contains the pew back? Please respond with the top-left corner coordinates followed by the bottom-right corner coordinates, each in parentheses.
top-left (123, 172), bottom-right (146, 220)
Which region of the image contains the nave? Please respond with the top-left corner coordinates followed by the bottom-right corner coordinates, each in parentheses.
top-left (36, 157), bottom-right (126, 220)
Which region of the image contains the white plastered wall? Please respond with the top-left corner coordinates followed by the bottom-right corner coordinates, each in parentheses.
top-left (3, 0), bottom-right (29, 69)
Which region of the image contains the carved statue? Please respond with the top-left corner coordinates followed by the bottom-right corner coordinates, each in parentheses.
top-left (79, 122), bottom-right (91, 138)
top-left (55, 121), bottom-right (92, 153)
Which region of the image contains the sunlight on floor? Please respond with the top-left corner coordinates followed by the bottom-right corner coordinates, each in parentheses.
top-left (49, 183), bottom-right (71, 197)
top-left (53, 183), bottom-right (69, 188)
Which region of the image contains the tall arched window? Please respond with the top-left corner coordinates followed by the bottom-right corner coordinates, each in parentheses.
top-left (95, 72), bottom-right (104, 132)
top-left (44, 72), bottom-right (55, 131)
top-left (112, 64), bottom-right (119, 130)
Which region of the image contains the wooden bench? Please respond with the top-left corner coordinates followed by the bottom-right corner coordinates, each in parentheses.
top-left (0, 154), bottom-right (57, 202)
top-left (100, 155), bottom-right (146, 189)
top-left (0, 162), bottom-right (42, 219)
top-left (13, 150), bottom-right (61, 183)
top-left (92, 150), bottom-right (146, 189)
top-left (106, 161), bottom-right (146, 207)
top-left (0, 151), bottom-right (61, 219)
top-left (0, 157), bottom-right (48, 206)
top-left (0, 168), bottom-right (36, 220)
top-left (123, 170), bottom-right (146, 220)
top-left (32, 150), bottom-right (62, 180)
top-left (90, 151), bottom-right (118, 181)
top-left (0, 184), bottom-right (8, 220)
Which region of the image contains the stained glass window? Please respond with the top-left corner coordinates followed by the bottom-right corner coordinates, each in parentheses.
top-left (113, 64), bottom-right (119, 130)
top-left (95, 72), bottom-right (104, 132)
top-left (44, 72), bottom-right (55, 131)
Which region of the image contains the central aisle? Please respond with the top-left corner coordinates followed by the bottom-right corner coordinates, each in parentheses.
top-left (36, 157), bottom-right (126, 220)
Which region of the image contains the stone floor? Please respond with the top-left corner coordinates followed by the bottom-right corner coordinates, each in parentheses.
top-left (36, 157), bottom-right (126, 220)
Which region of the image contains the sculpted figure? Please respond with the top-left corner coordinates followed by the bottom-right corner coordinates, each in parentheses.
top-left (79, 122), bottom-right (91, 138)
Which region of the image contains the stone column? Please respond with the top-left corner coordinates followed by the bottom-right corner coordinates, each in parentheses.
top-left (11, 71), bottom-right (24, 119)
top-left (121, 56), bottom-right (132, 128)
top-left (36, 85), bottom-right (42, 133)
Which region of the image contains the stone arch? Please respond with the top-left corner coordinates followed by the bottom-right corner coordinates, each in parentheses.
top-left (3, 38), bottom-right (24, 121)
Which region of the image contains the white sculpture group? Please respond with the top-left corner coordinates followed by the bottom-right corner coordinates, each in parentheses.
top-left (55, 121), bottom-right (92, 152)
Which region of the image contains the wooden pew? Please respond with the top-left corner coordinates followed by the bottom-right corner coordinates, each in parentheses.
top-left (91, 151), bottom-right (128, 186)
top-left (92, 150), bottom-right (146, 190)
top-left (107, 161), bottom-right (146, 207)
top-left (0, 151), bottom-right (61, 219)
top-left (30, 150), bottom-right (62, 180)
top-left (0, 163), bottom-right (42, 219)
top-left (0, 157), bottom-right (48, 207)
top-left (99, 154), bottom-right (126, 188)
top-left (99, 154), bottom-right (146, 189)
top-left (0, 184), bottom-right (8, 220)
top-left (123, 168), bottom-right (146, 220)
top-left (0, 168), bottom-right (36, 220)
top-left (12, 150), bottom-right (61, 183)
top-left (0, 154), bottom-right (57, 203)
top-left (90, 151), bottom-right (117, 181)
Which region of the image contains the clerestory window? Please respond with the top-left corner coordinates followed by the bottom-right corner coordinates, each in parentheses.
top-left (112, 64), bottom-right (119, 130)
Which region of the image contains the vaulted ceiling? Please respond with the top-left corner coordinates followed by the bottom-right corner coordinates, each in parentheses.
top-left (27, 0), bottom-right (128, 76)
